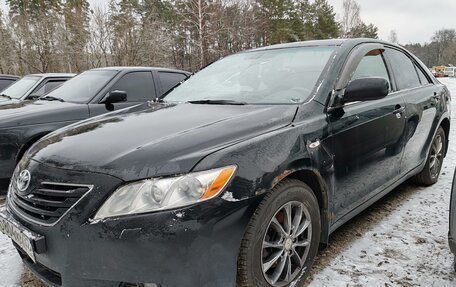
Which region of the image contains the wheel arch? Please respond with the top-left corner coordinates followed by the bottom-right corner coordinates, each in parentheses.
top-left (273, 168), bottom-right (331, 246)
top-left (16, 132), bottom-right (50, 163)
top-left (440, 117), bottom-right (450, 157)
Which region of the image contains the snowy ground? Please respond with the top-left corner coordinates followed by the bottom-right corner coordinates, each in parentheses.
top-left (1, 78), bottom-right (456, 287)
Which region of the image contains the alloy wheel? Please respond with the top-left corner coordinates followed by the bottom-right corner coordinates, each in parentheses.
top-left (429, 134), bottom-right (443, 178)
top-left (261, 201), bottom-right (312, 286)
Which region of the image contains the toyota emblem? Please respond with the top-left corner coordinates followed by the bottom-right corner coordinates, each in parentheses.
top-left (16, 170), bottom-right (31, 192)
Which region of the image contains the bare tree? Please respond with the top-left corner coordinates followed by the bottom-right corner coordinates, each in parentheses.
top-left (340, 0), bottom-right (361, 38)
top-left (388, 30), bottom-right (398, 44)
top-left (87, 7), bottom-right (114, 68)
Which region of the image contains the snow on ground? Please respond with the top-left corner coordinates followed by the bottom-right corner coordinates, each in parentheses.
top-left (1, 78), bottom-right (456, 287)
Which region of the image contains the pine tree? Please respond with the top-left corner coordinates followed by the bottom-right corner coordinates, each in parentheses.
top-left (310, 0), bottom-right (340, 39)
top-left (63, 0), bottom-right (91, 72)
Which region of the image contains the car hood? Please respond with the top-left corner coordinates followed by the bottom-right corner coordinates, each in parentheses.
top-left (0, 97), bottom-right (20, 105)
top-left (29, 103), bottom-right (297, 181)
top-left (0, 100), bottom-right (89, 128)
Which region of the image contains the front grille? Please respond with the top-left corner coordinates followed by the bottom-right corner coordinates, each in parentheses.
top-left (9, 182), bottom-right (92, 225)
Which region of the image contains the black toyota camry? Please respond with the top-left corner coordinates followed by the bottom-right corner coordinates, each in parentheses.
top-left (0, 39), bottom-right (451, 287)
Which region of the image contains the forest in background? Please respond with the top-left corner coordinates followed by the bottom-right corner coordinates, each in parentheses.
top-left (0, 0), bottom-right (453, 75)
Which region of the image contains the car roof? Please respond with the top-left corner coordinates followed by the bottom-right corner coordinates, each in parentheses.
top-left (27, 73), bottom-right (76, 78)
top-left (0, 74), bottom-right (20, 80)
top-left (248, 38), bottom-right (402, 52)
top-left (91, 66), bottom-right (191, 75)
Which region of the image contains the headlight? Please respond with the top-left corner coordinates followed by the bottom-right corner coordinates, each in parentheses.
top-left (93, 165), bottom-right (237, 220)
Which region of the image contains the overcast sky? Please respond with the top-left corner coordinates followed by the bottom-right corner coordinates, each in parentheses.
top-left (327, 0), bottom-right (456, 44)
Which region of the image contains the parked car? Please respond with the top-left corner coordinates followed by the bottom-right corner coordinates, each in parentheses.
top-left (0, 74), bottom-right (19, 91)
top-left (444, 66), bottom-right (456, 77)
top-left (0, 67), bottom-right (190, 188)
top-left (450, 169), bottom-right (456, 270)
top-left (0, 39), bottom-right (450, 287)
top-left (0, 73), bottom-right (74, 105)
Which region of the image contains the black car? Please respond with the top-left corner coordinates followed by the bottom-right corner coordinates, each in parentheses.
top-left (0, 67), bottom-right (190, 188)
top-left (0, 73), bottom-right (74, 105)
top-left (0, 39), bottom-right (450, 287)
top-left (0, 74), bottom-right (19, 91)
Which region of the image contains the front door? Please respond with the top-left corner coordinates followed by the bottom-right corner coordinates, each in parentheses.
top-left (325, 48), bottom-right (407, 219)
top-left (89, 71), bottom-right (157, 116)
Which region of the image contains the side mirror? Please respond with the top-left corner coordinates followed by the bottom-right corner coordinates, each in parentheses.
top-left (343, 77), bottom-right (389, 104)
top-left (104, 90), bottom-right (127, 104)
top-left (27, 94), bottom-right (40, 100)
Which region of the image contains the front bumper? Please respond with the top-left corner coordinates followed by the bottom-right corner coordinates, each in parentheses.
top-left (5, 159), bottom-right (262, 287)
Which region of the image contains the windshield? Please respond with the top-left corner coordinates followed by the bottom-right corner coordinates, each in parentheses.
top-left (45, 70), bottom-right (118, 103)
top-left (165, 46), bottom-right (336, 104)
top-left (1, 76), bottom-right (41, 99)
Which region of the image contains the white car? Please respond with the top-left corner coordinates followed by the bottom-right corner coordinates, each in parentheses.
top-left (444, 67), bottom-right (456, 77)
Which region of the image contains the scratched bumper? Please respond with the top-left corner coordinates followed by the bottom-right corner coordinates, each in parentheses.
top-left (6, 159), bottom-right (262, 287)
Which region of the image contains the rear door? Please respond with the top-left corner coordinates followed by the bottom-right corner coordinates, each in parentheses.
top-left (157, 71), bottom-right (189, 95)
top-left (326, 47), bottom-right (407, 219)
top-left (383, 47), bottom-right (440, 175)
top-left (88, 71), bottom-right (158, 116)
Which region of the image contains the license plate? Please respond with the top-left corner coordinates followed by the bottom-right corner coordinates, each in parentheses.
top-left (0, 209), bottom-right (41, 262)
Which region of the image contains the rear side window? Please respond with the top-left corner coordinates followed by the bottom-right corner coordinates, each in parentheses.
top-left (0, 79), bottom-right (15, 91)
top-left (110, 72), bottom-right (156, 102)
top-left (32, 80), bottom-right (66, 97)
top-left (416, 67), bottom-right (431, 85)
top-left (385, 48), bottom-right (421, 90)
top-left (351, 50), bottom-right (391, 89)
top-left (159, 72), bottom-right (187, 95)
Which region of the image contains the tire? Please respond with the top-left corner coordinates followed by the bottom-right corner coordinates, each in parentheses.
top-left (414, 126), bottom-right (446, 186)
top-left (237, 179), bottom-right (321, 287)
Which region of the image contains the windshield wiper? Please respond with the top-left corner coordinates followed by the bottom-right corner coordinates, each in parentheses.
top-left (0, 94), bottom-right (12, 100)
top-left (187, 99), bottom-right (247, 105)
top-left (40, 95), bottom-right (65, 102)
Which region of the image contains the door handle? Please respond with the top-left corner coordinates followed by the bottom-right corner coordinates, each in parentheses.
top-left (393, 105), bottom-right (405, 114)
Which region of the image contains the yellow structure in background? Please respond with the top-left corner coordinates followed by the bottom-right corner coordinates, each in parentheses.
top-left (433, 65), bottom-right (446, 72)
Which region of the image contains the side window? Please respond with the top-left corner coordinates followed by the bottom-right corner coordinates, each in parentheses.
top-left (32, 80), bottom-right (66, 97)
top-left (385, 48), bottom-right (421, 90)
top-left (351, 50), bottom-right (391, 90)
top-left (0, 79), bottom-right (15, 91)
top-left (416, 66), bottom-right (431, 85)
top-left (110, 72), bottom-right (156, 102)
top-left (158, 72), bottom-right (187, 95)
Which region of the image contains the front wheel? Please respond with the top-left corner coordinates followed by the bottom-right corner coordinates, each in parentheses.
top-left (237, 179), bottom-right (321, 287)
top-left (414, 126), bottom-right (446, 186)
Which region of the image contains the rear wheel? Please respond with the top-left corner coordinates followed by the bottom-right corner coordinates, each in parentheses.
top-left (414, 126), bottom-right (446, 186)
top-left (237, 179), bottom-right (320, 287)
